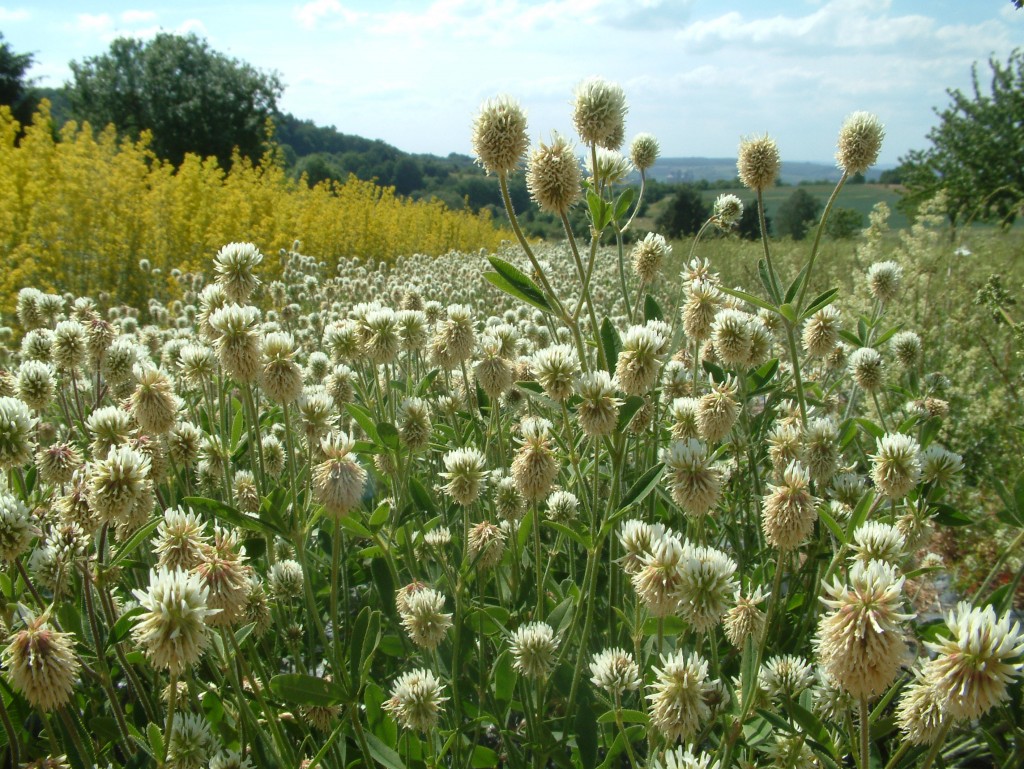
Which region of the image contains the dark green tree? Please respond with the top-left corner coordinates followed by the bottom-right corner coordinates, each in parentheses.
top-left (656, 185), bottom-right (710, 238)
top-left (824, 207), bottom-right (864, 239)
top-left (899, 49), bottom-right (1024, 226)
top-left (737, 199), bottom-right (771, 241)
top-left (776, 188), bottom-right (821, 240)
top-left (0, 32), bottom-right (37, 127)
top-left (68, 33), bottom-right (282, 168)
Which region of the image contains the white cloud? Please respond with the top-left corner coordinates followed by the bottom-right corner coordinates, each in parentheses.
top-left (74, 13), bottom-right (115, 34)
top-left (293, 0), bottom-right (362, 29)
top-left (0, 6), bottom-right (29, 22)
top-left (120, 10), bottom-right (158, 24)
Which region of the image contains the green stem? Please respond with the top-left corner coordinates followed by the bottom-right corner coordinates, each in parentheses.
top-left (162, 672), bottom-right (179, 768)
top-left (859, 695), bottom-right (870, 769)
top-left (616, 228), bottom-right (634, 323)
top-left (783, 322), bottom-right (809, 425)
top-left (757, 189), bottom-right (783, 302)
top-left (0, 691), bottom-right (20, 768)
top-left (797, 170), bottom-right (849, 311)
top-left (918, 719), bottom-right (952, 769)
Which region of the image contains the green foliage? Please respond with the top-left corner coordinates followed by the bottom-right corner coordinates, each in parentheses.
top-left (775, 187), bottom-right (821, 240)
top-left (824, 206), bottom-right (864, 239)
top-left (67, 32), bottom-right (282, 168)
top-left (0, 32), bottom-right (36, 127)
top-left (736, 198), bottom-right (771, 240)
top-left (900, 48), bottom-right (1024, 226)
top-left (655, 184), bottom-right (710, 237)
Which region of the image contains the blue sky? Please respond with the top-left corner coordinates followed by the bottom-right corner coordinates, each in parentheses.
top-left (2, 1), bottom-right (1021, 164)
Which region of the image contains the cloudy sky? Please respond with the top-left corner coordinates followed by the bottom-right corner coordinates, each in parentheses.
top-left (3, 1), bottom-right (1021, 164)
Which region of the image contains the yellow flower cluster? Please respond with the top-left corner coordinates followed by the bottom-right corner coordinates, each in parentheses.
top-left (0, 103), bottom-right (508, 313)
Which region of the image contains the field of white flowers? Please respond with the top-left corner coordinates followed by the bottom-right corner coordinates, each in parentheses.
top-left (0, 78), bottom-right (1021, 769)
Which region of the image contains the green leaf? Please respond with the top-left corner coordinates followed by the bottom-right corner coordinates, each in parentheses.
top-left (371, 559), bottom-right (396, 616)
top-left (108, 516), bottom-right (161, 568)
top-left (586, 188), bottom-right (612, 231)
top-left (269, 674), bottom-right (345, 706)
top-left (542, 520), bottom-right (591, 551)
top-left (596, 709), bottom-right (650, 725)
top-left (365, 730), bottom-right (408, 769)
top-left (758, 259), bottom-right (780, 303)
top-left (617, 463), bottom-right (665, 512)
top-left (574, 695), bottom-right (599, 769)
top-left (346, 403), bottom-right (380, 444)
top-left (740, 636), bottom-right (757, 716)
top-left (349, 607), bottom-right (371, 687)
top-left (184, 496), bottom-right (284, 537)
top-left (306, 720), bottom-right (346, 769)
top-left (875, 325), bottom-right (902, 346)
top-left (338, 515), bottom-right (373, 539)
top-left (719, 284), bottom-right (777, 314)
top-left (376, 422), bottom-right (399, 450)
top-left (147, 722), bottom-right (163, 761)
top-left (779, 302), bottom-right (798, 324)
top-left (702, 359), bottom-right (727, 384)
top-left (856, 418), bottom-right (885, 440)
top-left (409, 476), bottom-right (437, 516)
top-left (802, 287), bottom-right (840, 319)
top-left (108, 606), bottom-right (145, 648)
top-left (493, 650), bottom-right (515, 703)
top-left (785, 263), bottom-right (810, 305)
top-left (838, 329), bottom-right (863, 347)
top-left (817, 503), bottom-right (845, 543)
top-left (788, 699), bottom-right (830, 746)
top-left (486, 256), bottom-right (552, 312)
top-left (600, 317), bottom-right (621, 376)
top-left (616, 395), bottom-right (645, 432)
top-left (369, 501), bottom-right (390, 528)
top-left (1013, 472), bottom-right (1024, 517)
top-left (471, 746), bottom-right (500, 769)
top-left (613, 187), bottom-right (635, 220)
top-left (643, 293), bottom-right (663, 322)
top-left (230, 405), bottom-right (244, 450)
top-left (845, 489), bottom-right (875, 542)
top-left (930, 503), bottom-right (973, 527)
top-left (750, 358), bottom-right (780, 389)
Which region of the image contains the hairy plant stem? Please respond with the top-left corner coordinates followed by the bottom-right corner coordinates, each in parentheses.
top-left (616, 228), bottom-right (635, 323)
top-left (783, 322), bottom-right (809, 425)
top-left (797, 170), bottom-right (849, 311)
top-left (561, 210), bottom-right (600, 373)
top-left (859, 695), bottom-right (871, 769)
top-left (498, 173), bottom-right (567, 320)
top-left (919, 719), bottom-right (952, 769)
top-left (0, 691), bottom-right (20, 768)
top-left (757, 189), bottom-right (783, 302)
top-left (161, 671), bottom-right (179, 768)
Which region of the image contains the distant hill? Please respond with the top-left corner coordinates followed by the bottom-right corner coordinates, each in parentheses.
top-left (646, 156), bottom-right (894, 186)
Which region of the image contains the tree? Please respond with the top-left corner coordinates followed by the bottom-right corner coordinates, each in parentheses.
top-left (0, 33), bottom-right (37, 127)
top-left (656, 185), bottom-right (710, 238)
top-left (899, 49), bottom-right (1024, 226)
top-left (68, 33), bottom-right (282, 168)
top-left (776, 188), bottom-right (821, 240)
top-left (825, 207), bottom-right (864, 240)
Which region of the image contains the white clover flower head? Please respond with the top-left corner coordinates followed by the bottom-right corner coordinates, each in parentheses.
top-left (589, 647), bottom-right (641, 696)
top-left (630, 132), bottom-right (660, 171)
top-left (132, 567), bottom-right (219, 674)
top-left (471, 94), bottom-right (529, 176)
top-left (510, 621), bottom-right (559, 679)
top-left (572, 76), bottom-right (627, 149)
top-left (836, 111), bottom-right (885, 175)
top-left (214, 242), bottom-right (264, 303)
top-left (924, 601), bottom-right (1024, 720)
top-left (871, 432), bottom-right (921, 499)
top-left (0, 396), bottom-right (36, 470)
top-left (526, 133), bottom-right (582, 214)
top-left (851, 521), bottom-right (906, 565)
top-left (648, 650), bottom-right (715, 743)
top-left (867, 260), bottom-right (903, 304)
top-left (587, 147), bottom-right (633, 186)
top-left (383, 669), bottom-right (447, 732)
top-left (441, 446), bottom-right (488, 506)
top-left (713, 194), bottom-right (743, 228)
top-left (532, 344), bottom-right (579, 401)
top-left (400, 587), bottom-right (453, 650)
top-left (737, 134), bottom-right (781, 192)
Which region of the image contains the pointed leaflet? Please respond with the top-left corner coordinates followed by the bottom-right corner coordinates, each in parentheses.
top-left (485, 256), bottom-right (552, 313)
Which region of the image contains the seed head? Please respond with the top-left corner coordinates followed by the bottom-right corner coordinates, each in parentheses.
top-left (648, 650), bottom-right (715, 744)
top-left (383, 669), bottom-right (447, 732)
top-left (615, 325), bottom-right (666, 396)
top-left (662, 439), bottom-right (722, 518)
top-left (441, 447), bottom-right (488, 506)
top-left (836, 112), bottom-right (884, 175)
top-left (713, 194), bottom-right (743, 229)
top-left (590, 647), bottom-right (641, 696)
top-left (526, 133), bottom-right (581, 215)
top-left (816, 559), bottom-right (914, 700)
top-left (761, 461), bottom-right (818, 551)
top-left (576, 370), bottom-right (621, 437)
top-left (132, 567), bottom-right (218, 674)
top-left (675, 544), bottom-right (738, 633)
top-left (923, 602), bottom-right (1024, 720)
top-left (131, 366), bottom-right (180, 435)
top-left (466, 520), bottom-right (505, 569)
top-left (214, 242), bottom-right (263, 304)
top-left (0, 396), bottom-right (36, 470)
top-left (631, 233), bottom-right (671, 285)
top-left (532, 344), bottom-right (579, 401)
top-left (510, 621), bottom-right (559, 679)
top-left (471, 95), bottom-right (529, 176)
top-left (572, 77), bottom-right (627, 149)
top-left (871, 432), bottom-right (921, 499)
top-left (723, 587), bottom-right (769, 648)
top-left (737, 134), bottom-right (781, 192)
top-left (313, 432), bottom-right (366, 519)
top-left (630, 133), bottom-right (660, 171)
top-left (2, 615), bottom-right (80, 711)
top-left (400, 587), bottom-right (452, 650)
top-left (867, 261), bottom-right (903, 304)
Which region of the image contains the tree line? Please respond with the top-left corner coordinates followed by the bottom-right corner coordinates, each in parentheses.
top-left (3, 30), bottom-right (1022, 232)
